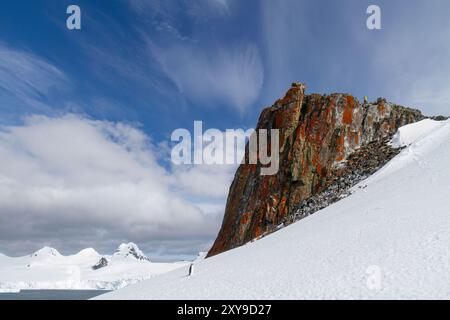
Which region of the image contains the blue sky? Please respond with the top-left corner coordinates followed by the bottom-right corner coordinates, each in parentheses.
top-left (2, 0), bottom-right (449, 133)
top-left (0, 0), bottom-right (450, 259)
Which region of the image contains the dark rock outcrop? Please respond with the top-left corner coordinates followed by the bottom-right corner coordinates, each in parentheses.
top-left (92, 257), bottom-right (108, 270)
top-left (208, 83), bottom-right (425, 257)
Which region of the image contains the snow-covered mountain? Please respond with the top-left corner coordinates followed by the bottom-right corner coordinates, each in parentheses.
top-left (0, 243), bottom-right (188, 292)
top-left (30, 247), bottom-right (62, 258)
top-left (97, 119), bottom-right (450, 300)
top-left (113, 243), bottom-right (151, 262)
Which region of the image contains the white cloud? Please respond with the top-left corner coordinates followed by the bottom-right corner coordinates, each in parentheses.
top-left (260, 1), bottom-right (310, 99)
top-left (172, 164), bottom-right (236, 199)
top-left (0, 114), bottom-right (232, 257)
top-left (128, 0), bottom-right (262, 113)
top-left (148, 41), bottom-right (264, 113)
top-left (170, 126), bottom-right (249, 199)
top-left (0, 43), bottom-right (69, 111)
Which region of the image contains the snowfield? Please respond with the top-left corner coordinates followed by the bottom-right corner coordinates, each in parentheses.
top-left (96, 119), bottom-right (450, 300)
top-left (0, 243), bottom-right (188, 292)
top-left (390, 118), bottom-right (446, 148)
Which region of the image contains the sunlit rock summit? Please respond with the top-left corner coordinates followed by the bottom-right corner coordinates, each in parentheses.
top-left (208, 83), bottom-right (426, 257)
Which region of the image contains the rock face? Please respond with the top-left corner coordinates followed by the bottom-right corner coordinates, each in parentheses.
top-left (207, 83), bottom-right (424, 257)
top-left (92, 257), bottom-right (108, 270)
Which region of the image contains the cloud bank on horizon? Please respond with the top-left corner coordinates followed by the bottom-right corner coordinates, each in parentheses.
top-left (0, 114), bottom-right (236, 259)
top-left (0, 0), bottom-right (450, 258)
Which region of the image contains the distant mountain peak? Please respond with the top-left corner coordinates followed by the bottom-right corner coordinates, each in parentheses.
top-left (113, 243), bottom-right (150, 262)
top-left (92, 257), bottom-right (109, 270)
top-left (75, 248), bottom-right (100, 257)
top-left (31, 247), bottom-right (61, 258)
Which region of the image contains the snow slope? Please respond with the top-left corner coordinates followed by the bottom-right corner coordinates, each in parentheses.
top-left (390, 119), bottom-right (446, 148)
top-left (0, 243), bottom-right (188, 292)
top-left (97, 119), bottom-right (450, 300)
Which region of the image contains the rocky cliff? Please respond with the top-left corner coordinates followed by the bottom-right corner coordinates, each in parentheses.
top-left (208, 83), bottom-right (425, 257)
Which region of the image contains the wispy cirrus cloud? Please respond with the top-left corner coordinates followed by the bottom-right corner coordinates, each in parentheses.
top-left (0, 43), bottom-right (69, 113)
top-left (259, 0), bottom-right (450, 116)
top-left (126, 0), bottom-right (263, 113)
top-left (127, 0), bottom-right (231, 42)
top-left (147, 41), bottom-right (264, 113)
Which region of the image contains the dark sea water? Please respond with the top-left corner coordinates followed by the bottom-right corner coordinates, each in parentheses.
top-left (0, 289), bottom-right (110, 300)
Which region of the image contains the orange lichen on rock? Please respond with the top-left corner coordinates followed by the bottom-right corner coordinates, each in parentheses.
top-left (207, 84), bottom-right (425, 258)
top-left (278, 196), bottom-right (287, 217)
top-left (240, 212), bottom-right (251, 225)
top-left (274, 111), bottom-right (284, 128)
top-left (335, 133), bottom-right (346, 162)
top-left (276, 85), bottom-right (304, 106)
top-left (343, 96), bottom-right (355, 125)
top-left (343, 107), bottom-right (353, 125)
top-left (316, 164), bottom-right (324, 177)
top-left (346, 95), bottom-right (355, 107)
top-left (254, 224), bottom-right (263, 239)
